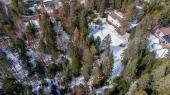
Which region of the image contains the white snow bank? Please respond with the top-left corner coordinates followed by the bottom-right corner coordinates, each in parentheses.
top-left (148, 35), bottom-right (168, 58)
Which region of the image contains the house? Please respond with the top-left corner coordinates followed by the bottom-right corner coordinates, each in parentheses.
top-left (107, 10), bottom-right (124, 28)
top-left (23, 0), bottom-right (40, 5)
top-left (1, 0), bottom-right (11, 5)
top-left (142, 0), bottom-right (166, 3)
top-left (107, 10), bottom-right (126, 35)
top-left (43, 0), bottom-right (62, 13)
top-left (79, 0), bottom-right (88, 5)
top-left (155, 27), bottom-right (170, 44)
top-left (143, 0), bottom-right (154, 3)
top-left (23, 0), bottom-right (41, 15)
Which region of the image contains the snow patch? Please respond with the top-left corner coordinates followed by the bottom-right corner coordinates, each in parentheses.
top-left (71, 76), bottom-right (85, 88)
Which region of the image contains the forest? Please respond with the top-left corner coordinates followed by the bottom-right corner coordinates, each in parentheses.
top-left (0, 0), bottom-right (170, 95)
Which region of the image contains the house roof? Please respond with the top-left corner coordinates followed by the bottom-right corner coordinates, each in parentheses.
top-left (109, 10), bottom-right (124, 22)
top-left (43, 0), bottom-right (53, 2)
top-left (163, 35), bottom-right (170, 43)
top-left (159, 27), bottom-right (170, 36)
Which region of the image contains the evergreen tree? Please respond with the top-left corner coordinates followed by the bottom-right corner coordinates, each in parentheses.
top-left (101, 34), bottom-right (111, 51)
top-left (2, 76), bottom-right (23, 95)
top-left (87, 0), bottom-right (95, 11)
top-left (123, 2), bottom-right (136, 28)
top-left (68, 43), bottom-right (81, 76)
top-left (63, 63), bottom-right (72, 81)
top-left (47, 63), bottom-right (58, 78)
top-left (26, 22), bottom-right (38, 37)
top-left (17, 38), bottom-right (33, 74)
top-left (78, 11), bottom-right (88, 42)
top-left (82, 48), bottom-right (93, 81)
top-left (39, 13), bottom-right (58, 60)
top-left (35, 61), bottom-right (45, 78)
top-left (158, 3), bottom-right (170, 27)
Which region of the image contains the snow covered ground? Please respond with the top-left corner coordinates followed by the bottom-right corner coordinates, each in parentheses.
top-left (96, 84), bottom-right (114, 94)
top-left (71, 76), bottom-right (85, 88)
top-left (31, 80), bottom-right (42, 92)
top-left (89, 13), bottom-right (129, 94)
top-left (0, 45), bottom-right (28, 79)
top-left (89, 19), bottom-right (129, 81)
top-left (88, 13), bottom-right (168, 94)
top-left (148, 34), bottom-right (168, 58)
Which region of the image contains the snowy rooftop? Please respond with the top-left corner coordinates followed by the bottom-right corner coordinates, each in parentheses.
top-left (114, 10), bottom-right (123, 19)
top-left (79, 0), bottom-right (86, 4)
top-left (136, 5), bottom-right (143, 10)
top-left (148, 34), bottom-right (168, 58)
top-left (144, 0), bottom-right (153, 3)
top-left (107, 15), bottom-right (121, 28)
top-left (107, 10), bottom-right (124, 28)
top-left (43, 0), bottom-right (53, 2)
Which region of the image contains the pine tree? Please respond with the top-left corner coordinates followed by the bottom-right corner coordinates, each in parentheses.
top-left (101, 34), bottom-right (111, 51)
top-left (17, 38), bottom-right (33, 74)
top-left (63, 63), bottom-right (72, 81)
top-left (68, 43), bottom-right (81, 76)
top-left (82, 48), bottom-right (93, 81)
top-left (78, 11), bottom-right (88, 43)
top-left (123, 2), bottom-right (136, 28)
top-left (87, 0), bottom-right (95, 11)
top-left (35, 61), bottom-right (45, 78)
top-left (47, 63), bottom-right (58, 78)
top-left (39, 13), bottom-right (58, 60)
top-left (26, 22), bottom-right (37, 37)
top-left (2, 76), bottom-right (23, 95)
top-left (158, 2), bottom-right (170, 27)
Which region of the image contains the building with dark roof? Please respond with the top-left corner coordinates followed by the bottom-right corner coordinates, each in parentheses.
top-left (155, 26), bottom-right (170, 44)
